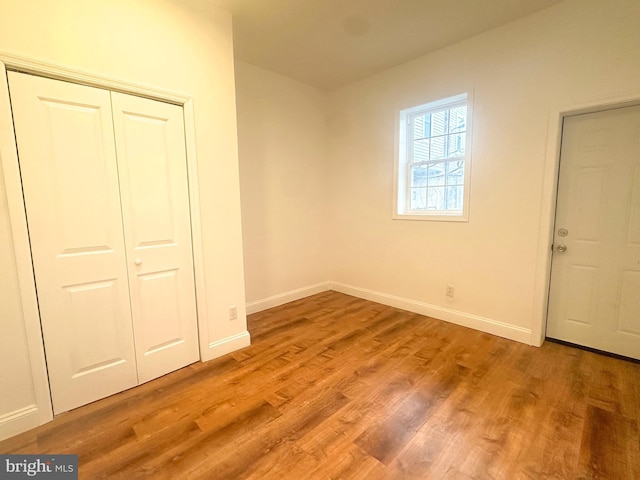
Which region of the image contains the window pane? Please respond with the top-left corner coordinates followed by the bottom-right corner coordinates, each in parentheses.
top-left (412, 139), bottom-right (430, 162)
top-left (449, 105), bottom-right (467, 133)
top-left (430, 136), bottom-right (447, 160)
top-left (427, 163), bottom-right (445, 186)
top-left (427, 186), bottom-right (445, 210)
top-left (413, 114), bottom-right (431, 140)
top-left (446, 161), bottom-right (465, 185)
top-left (410, 166), bottom-right (427, 187)
top-left (410, 187), bottom-right (427, 210)
top-left (430, 110), bottom-right (448, 137)
top-left (445, 185), bottom-right (464, 210)
top-left (448, 133), bottom-right (465, 158)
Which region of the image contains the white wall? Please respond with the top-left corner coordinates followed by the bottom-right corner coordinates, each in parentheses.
top-left (326, 0), bottom-right (640, 342)
top-left (0, 0), bottom-right (247, 440)
top-left (236, 61), bottom-right (330, 311)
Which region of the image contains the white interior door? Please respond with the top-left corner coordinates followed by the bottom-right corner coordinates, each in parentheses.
top-left (8, 72), bottom-right (138, 413)
top-left (547, 104), bottom-right (640, 359)
top-left (111, 92), bottom-right (199, 384)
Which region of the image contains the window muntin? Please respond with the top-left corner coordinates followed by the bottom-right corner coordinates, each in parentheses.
top-left (395, 93), bottom-right (470, 220)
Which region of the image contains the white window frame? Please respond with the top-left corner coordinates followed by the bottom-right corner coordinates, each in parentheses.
top-left (393, 92), bottom-right (473, 222)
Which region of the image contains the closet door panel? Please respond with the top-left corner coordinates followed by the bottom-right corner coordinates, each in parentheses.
top-left (111, 92), bottom-right (199, 383)
top-left (8, 72), bottom-right (138, 414)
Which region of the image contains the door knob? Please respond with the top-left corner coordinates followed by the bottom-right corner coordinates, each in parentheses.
top-left (556, 244), bottom-right (567, 253)
top-left (135, 258), bottom-right (142, 265)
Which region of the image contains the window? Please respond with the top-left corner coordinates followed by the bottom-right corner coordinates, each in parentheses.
top-left (394, 93), bottom-right (471, 221)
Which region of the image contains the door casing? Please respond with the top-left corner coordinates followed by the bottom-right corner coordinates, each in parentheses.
top-left (546, 104), bottom-right (640, 357)
top-left (534, 94), bottom-right (640, 347)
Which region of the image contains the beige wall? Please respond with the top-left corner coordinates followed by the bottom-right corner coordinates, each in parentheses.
top-left (236, 61), bottom-right (329, 308)
top-left (0, 0), bottom-right (247, 439)
top-left (326, 0), bottom-right (640, 341)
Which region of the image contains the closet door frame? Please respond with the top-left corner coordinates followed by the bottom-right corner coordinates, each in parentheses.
top-left (0, 53), bottom-right (210, 427)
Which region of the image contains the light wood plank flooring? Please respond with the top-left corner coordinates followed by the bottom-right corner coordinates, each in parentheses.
top-left (1, 291), bottom-right (639, 479)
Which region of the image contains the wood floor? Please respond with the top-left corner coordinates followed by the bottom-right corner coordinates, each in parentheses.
top-left (2, 291), bottom-right (639, 479)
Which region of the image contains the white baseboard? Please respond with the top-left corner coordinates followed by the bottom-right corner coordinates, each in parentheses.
top-left (203, 331), bottom-right (251, 361)
top-left (0, 405), bottom-right (40, 442)
top-left (245, 281), bottom-right (331, 315)
top-left (329, 282), bottom-right (533, 345)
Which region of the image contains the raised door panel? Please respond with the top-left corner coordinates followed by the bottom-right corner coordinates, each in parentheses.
top-left (8, 72), bottom-right (138, 413)
top-left (111, 92), bottom-right (199, 383)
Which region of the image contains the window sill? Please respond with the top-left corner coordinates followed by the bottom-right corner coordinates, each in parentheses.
top-left (392, 212), bottom-right (469, 222)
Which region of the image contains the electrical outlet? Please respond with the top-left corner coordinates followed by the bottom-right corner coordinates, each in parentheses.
top-left (446, 285), bottom-right (455, 298)
top-left (229, 306), bottom-right (237, 321)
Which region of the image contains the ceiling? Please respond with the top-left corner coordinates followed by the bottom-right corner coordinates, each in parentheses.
top-left (209, 0), bottom-right (567, 91)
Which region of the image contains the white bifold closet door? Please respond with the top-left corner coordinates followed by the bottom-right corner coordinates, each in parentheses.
top-left (110, 92), bottom-right (199, 384)
top-left (8, 72), bottom-right (199, 414)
